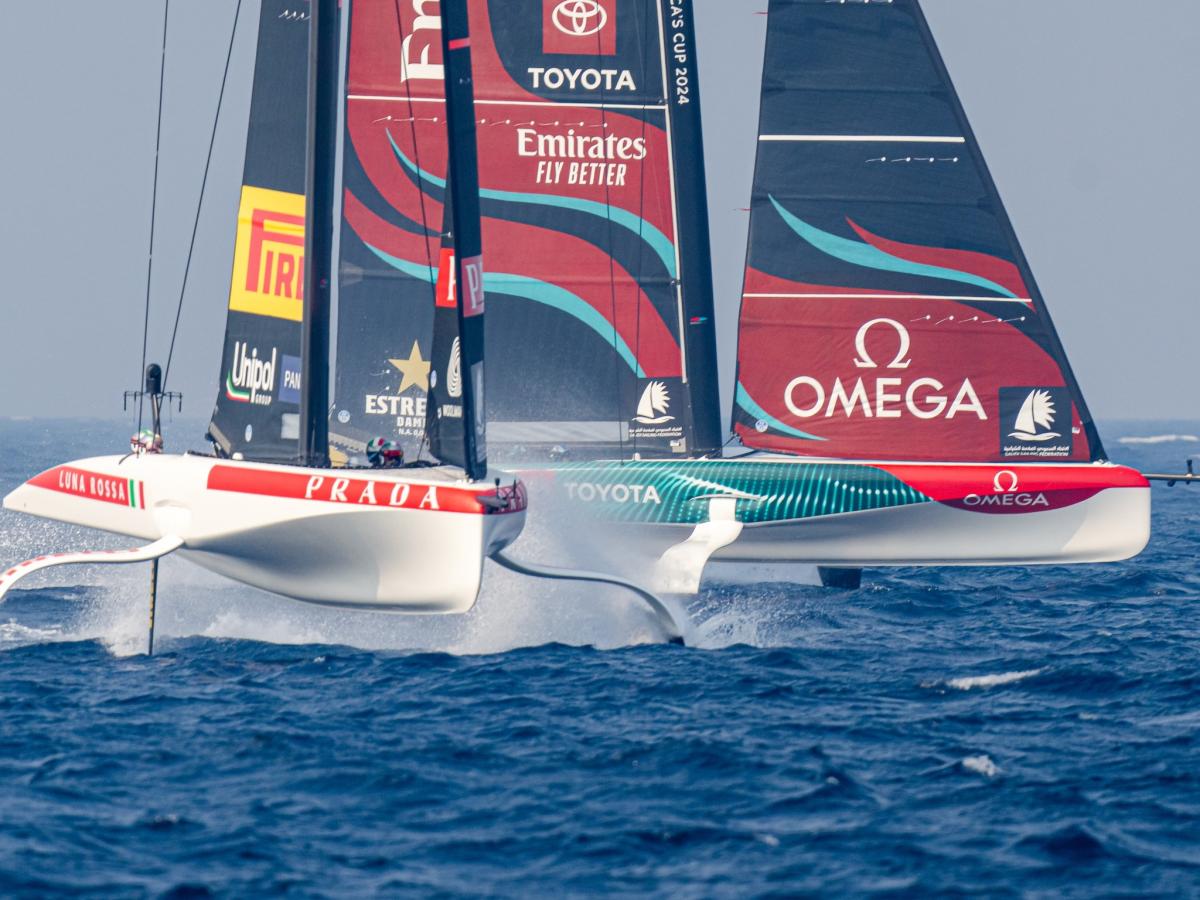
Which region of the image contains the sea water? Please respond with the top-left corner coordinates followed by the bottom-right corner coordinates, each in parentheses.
top-left (0, 418), bottom-right (1197, 897)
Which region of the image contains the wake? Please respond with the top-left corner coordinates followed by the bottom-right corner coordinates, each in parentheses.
top-left (0, 494), bottom-right (817, 656)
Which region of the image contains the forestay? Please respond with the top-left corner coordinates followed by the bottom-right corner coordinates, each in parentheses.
top-left (731, 0), bottom-right (1103, 464)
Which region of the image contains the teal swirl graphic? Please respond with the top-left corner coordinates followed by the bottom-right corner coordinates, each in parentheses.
top-left (362, 243), bottom-right (646, 377)
top-left (388, 131), bottom-right (677, 278)
top-left (769, 196), bottom-right (1018, 299)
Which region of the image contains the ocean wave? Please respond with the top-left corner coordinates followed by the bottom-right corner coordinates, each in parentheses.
top-left (0, 619), bottom-right (61, 649)
top-left (961, 755), bottom-right (999, 777)
top-left (1116, 434), bottom-right (1199, 445)
top-left (945, 668), bottom-right (1044, 690)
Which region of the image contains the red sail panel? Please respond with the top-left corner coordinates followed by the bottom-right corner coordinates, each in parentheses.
top-left (333, 0), bottom-right (715, 462)
top-left (735, 296), bottom-right (1089, 462)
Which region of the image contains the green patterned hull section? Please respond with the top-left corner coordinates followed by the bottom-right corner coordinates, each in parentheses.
top-left (551, 459), bottom-right (931, 525)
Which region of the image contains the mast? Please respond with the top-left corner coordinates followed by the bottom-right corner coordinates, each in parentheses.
top-left (438, 0), bottom-right (488, 481)
top-left (663, 0), bottom-right (722, 455)
top-left (300, 0), bottom-right (338, 467)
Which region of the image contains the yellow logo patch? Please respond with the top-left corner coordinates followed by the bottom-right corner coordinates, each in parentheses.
top-left (228, 185), bottom-right (306, 321)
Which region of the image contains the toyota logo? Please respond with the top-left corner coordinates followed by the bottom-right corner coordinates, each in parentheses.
top-left (552, 0), bottom-right (608, 37)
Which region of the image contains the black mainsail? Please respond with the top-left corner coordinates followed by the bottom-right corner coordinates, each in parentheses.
top-left (730, 0), bottom-right (1103, 464)
top-left (210, 0), bottom-right (491, 476)
top-left (208, 0), bottom-right (310, 461)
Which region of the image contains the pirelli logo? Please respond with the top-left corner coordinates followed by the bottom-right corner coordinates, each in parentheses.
top-left (228, 185), bottom-right (306, 321)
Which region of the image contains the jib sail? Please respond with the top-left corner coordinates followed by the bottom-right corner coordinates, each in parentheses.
top-left (731, 0), bottom-right (1104, 464)
top-left (208, 0), bottom-right (309, 461)
top-left (332, 0), bottom-right (721, 462)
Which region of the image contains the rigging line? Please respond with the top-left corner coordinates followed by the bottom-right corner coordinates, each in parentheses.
top-left (138, 0), bottom-right (171, 437)
top-left (594, 15), bottom-right (624, 460)
top-left (392, 0), bottom-right (438, 463)
top-left (163, 0), bottom-right (244, 391)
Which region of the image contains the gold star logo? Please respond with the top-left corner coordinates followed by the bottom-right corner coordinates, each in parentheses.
top-left (389, 341), bottom-right (430, 394)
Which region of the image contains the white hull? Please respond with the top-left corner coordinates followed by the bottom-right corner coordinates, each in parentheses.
top-left (3, 454), bottom-right (526, 612)
top-left (624, 484), bottom-right (1150, 567)
top-left (521, 458), bottom-right (1151, 592)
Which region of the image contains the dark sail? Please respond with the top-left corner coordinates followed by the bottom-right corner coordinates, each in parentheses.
top-left (331, 0), bottom-right (721, 462)
top-left (208, 0), bottom-right (310, 461)
top-left (731, 0), bottom-right (1104, 464)
top-left (427, 7), bottom-right (489, 479)
top-left (299, 0), bottom-right (340, 466)
top-left (665, 1), bottom-right (721, 456)
top-left (330, 0), bottom-right (441, 464)
top-left (425, 197), bottom-right (463, 470)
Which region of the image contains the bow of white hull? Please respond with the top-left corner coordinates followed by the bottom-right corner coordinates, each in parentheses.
top-left (2, 454), bottom-right (526, 612)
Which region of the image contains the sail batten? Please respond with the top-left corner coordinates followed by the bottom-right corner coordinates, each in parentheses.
top-left (732, 0), bottom-right (1102, 464)
top-left (759, 135), bottom-right (966, 143)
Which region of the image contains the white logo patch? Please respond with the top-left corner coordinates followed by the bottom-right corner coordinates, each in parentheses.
top-left (633, 381), bottom-right (674, 425)
top-left (1009, 388), bottom-right (1061, 443)
top-left (552, 0), bottom-right (607, 36)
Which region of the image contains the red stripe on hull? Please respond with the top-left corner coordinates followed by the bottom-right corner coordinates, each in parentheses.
top-left (27, 466), bottom-right (142, 509)
top-left (880, 463), bottom-right (1147, 515)
top-left (206, 465), bottom-right (526, 515)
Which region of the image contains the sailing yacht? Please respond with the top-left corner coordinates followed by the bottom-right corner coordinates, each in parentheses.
top-left (325, 0), bottom-right (1146, 591)
top-left (1, 0), bottom-right (527, 613)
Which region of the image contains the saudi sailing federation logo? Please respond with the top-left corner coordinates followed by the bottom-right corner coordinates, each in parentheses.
top-left (633, 381), bottom-right (674, 425)
top-left (1009, 388), bottom-right (1061, 443)
top-left (999, 387), bottom-right (1073, 459)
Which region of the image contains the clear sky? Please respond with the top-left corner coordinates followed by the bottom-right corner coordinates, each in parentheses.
top-left (1, 0), bottom-right (1196, 423)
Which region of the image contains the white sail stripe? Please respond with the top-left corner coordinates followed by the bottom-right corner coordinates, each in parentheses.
top-left (743, 292), bottom-right (1032, 304)
top-left (348, 94), bottom-right (667, 111)
top-left (758, 134), bottom-right (966, 144)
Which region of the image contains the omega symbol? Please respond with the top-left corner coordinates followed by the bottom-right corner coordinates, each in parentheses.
top-left (552, 0), bottom-right (608, 37)
top-left (853, 318), bottom-right (912, 370)
top-left (993, 470), bottom-right (1020, 493)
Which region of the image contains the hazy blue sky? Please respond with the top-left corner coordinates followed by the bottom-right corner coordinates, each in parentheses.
top-left (1, 1), bottom-right (1197, 424)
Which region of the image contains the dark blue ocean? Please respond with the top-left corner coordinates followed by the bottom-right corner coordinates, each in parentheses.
top-left (1, 419), bottom-right (1197, 897)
